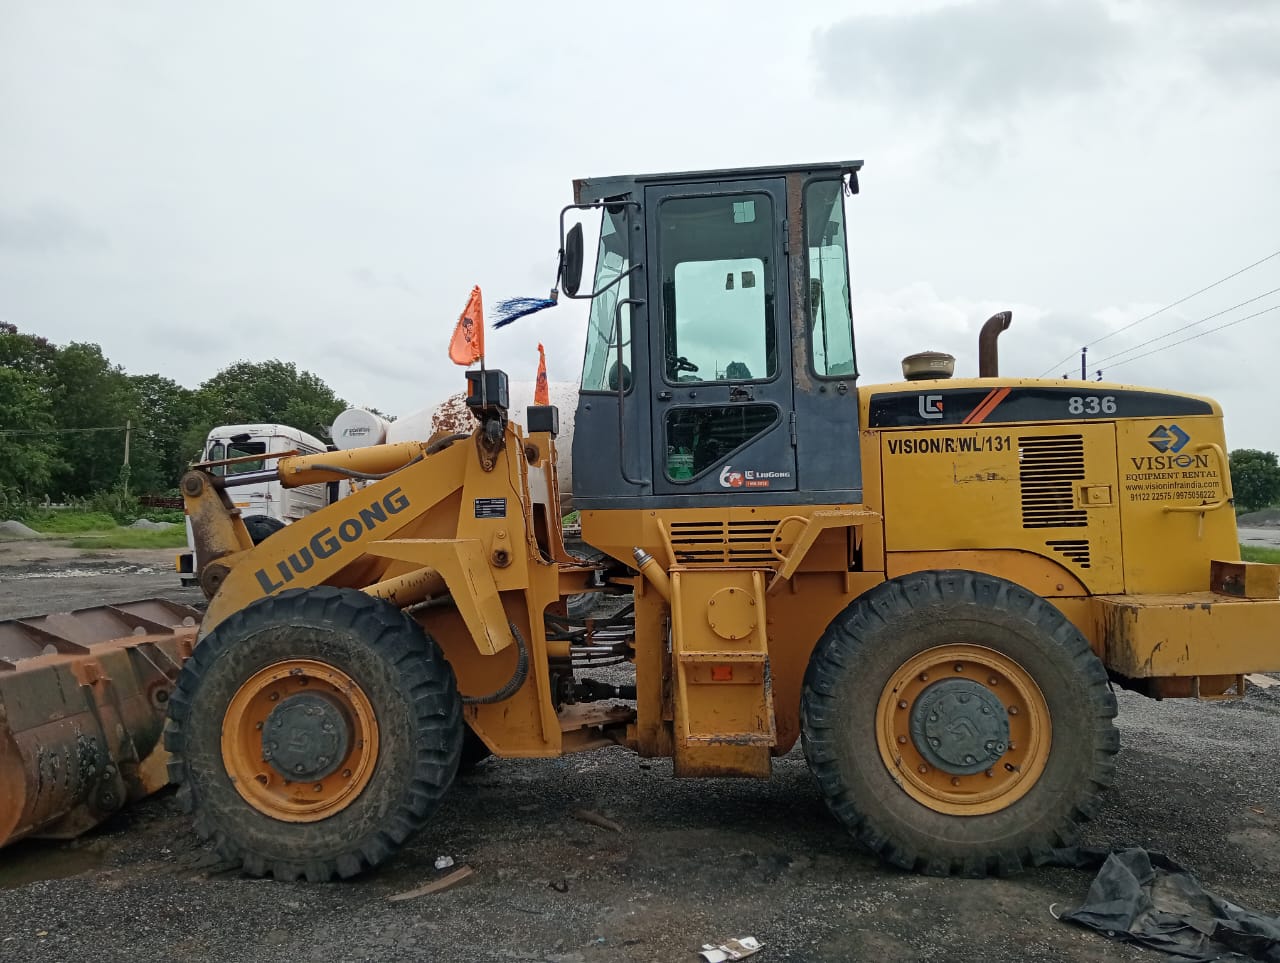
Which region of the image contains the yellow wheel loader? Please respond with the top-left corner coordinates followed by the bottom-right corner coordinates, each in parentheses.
top-left (153, 161), bottom-right (1280, 881)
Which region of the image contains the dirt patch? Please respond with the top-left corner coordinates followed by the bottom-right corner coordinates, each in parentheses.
top-left (0, 541), bottom-right (202, 620)
top-left (0, 564), bottom-right (1276, 962)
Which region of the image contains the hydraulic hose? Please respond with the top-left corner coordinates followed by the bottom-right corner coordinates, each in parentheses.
top-left (460, 621), bottom-right (530, 705)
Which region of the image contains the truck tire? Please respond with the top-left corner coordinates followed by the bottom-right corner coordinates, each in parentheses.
top-left (800, 570), bottom-right (1118, 877)
top-left (564, 543), bottom-right (605, 622)
top-left (165, 586), bottom-right (463, 881)
top-left (243, 514), bottom-right (286, 544)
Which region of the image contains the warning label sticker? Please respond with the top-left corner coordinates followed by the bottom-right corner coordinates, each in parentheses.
top-left (474, 497), bottom-right (507, 519)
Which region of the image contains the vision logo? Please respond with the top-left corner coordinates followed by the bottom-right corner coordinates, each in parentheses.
top-left (1147, 424), bottom-right (1190, 454)
top-left (918, 395), bottom-right (944, 420)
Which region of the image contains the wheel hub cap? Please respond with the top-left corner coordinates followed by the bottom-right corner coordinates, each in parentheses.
top-left (909, 678), bottom-right (1010, 775)
top-left (263, 692), bottom-right (350, 782)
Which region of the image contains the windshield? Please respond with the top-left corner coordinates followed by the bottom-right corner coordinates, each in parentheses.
top-left (580, 207), bottom-right (632, 392)
top-left (206, 440), bottom-right (268, 476)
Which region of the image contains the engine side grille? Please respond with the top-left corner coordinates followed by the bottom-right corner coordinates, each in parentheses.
top-left (1045, 539), bottom-right (1091, 569)
top-left (1019, 435), bottom-right (1087, 529)
top-left (668, 520), bottom-right (778, 566)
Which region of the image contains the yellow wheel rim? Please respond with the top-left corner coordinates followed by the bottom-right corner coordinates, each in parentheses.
top-left (221, 659), bottom-right (379, 823)
top-left (874, 644), bottom-right (1051, 816)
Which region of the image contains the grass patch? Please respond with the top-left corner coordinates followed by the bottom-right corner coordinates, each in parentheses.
top-left (1241, 545), bottom-right (1280, 564)
top-left (61, 527), bottom-right (188, 550)
top-left (24, 511), bottom-right (121, 533)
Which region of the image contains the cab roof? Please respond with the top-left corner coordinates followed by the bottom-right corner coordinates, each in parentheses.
top-left (574, 160), bottom-right (863, 204)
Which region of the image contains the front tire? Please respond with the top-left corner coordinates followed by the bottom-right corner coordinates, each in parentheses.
top-left (165, 586), bottom-right (463, 880)
top-left (800, 570), bottom-right (1118, 876)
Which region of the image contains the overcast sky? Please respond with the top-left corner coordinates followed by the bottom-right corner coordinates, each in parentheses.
top-left (2, 0), bottom-right (1278, 447)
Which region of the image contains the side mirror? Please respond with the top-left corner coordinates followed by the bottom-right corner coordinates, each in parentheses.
top-left (561, 223), bottom-right (584, 297)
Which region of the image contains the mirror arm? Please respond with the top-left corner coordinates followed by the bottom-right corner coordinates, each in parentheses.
top-left (557, 202), bottom-right (643, 300)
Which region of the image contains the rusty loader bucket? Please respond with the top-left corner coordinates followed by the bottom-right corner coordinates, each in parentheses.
top-left (0, 599), bottom-right (200, 849)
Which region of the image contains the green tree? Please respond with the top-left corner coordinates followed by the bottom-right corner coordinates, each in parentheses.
top-left (1229, 449), bottom-right (1280, 514)
top-left (126, 373), bottom-right (201, 492)
top-left (0, 365), bottom-right (63, 494)
top-left (189, 360), bottom-right (347, 449)
top-left (47, 342), bottom-right (136, 497)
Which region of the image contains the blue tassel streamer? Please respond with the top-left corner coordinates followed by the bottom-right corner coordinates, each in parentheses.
top-left (493, 296), bottom-right (557, 329)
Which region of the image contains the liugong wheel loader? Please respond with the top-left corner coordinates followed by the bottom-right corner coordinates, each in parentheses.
top-left (165, 160), bottom-right (1280, 881)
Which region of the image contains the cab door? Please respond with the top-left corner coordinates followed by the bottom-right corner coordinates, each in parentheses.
top-left (645, 179), bottom-right (796, 496)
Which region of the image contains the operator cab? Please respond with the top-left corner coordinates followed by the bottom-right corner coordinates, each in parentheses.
top-left (564, 162), bottom-right (864, 508)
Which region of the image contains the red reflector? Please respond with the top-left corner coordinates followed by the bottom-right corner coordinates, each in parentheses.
top-left (710, 665), bottom-right (733, 682)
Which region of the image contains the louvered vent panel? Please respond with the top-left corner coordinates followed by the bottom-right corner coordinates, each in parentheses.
top-left (1019, 435), bottom-right (1087, 529)
top-left (668, 520), bottom-right (778, 566)
top-left (1046, 539), bottom-right (1091, 569)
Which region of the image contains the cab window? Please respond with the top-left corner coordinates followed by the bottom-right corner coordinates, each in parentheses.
top-left (658, 193), bottom-right (777, 384)
top-left (805, 180), bottom-right (856, 378)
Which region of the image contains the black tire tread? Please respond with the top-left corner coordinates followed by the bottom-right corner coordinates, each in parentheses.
top-left (164, 586), bottom-right (462, 881)
top-left (800, 570), bottom-right (1118, 878)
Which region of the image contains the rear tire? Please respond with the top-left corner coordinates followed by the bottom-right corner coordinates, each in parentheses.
top-left (800, 570), bottom-right (1118, 877)
top-left (165, 586), bottom-right (463, 880)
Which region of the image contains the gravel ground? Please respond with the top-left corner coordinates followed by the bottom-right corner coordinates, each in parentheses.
top-left (1, 541), bottom-right (1278, 963)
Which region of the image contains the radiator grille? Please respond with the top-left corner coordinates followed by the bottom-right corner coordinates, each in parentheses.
top-left (1019, 435), bottom-right (1087, 529)
top-left (668, 520), bottom-right (778, 566)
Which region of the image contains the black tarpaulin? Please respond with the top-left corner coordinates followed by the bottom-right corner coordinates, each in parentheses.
top-left (1046, 847), bottom-right (1280, 961)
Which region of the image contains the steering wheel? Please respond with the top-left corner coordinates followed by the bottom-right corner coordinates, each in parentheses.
top-left (671, 355), bottom-right (700, 374)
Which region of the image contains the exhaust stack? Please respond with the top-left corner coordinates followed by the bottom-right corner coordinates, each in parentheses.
top-left (978, 311), bottom-right (1013, 377)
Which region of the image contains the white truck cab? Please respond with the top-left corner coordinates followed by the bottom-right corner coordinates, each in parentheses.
top-left (176, 424), bottom-right (332, 584)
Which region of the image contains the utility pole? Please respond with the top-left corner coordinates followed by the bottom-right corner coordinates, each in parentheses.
top-left (123, 420), bottom-right (132, 493)
top-left (1080, 347), bottom-right (1087, 381)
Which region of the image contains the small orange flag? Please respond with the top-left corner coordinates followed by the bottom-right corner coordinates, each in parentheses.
top-left (448, 286), bottom-right (484, 366)
top-left (534, 343), bottom-right (549, 405)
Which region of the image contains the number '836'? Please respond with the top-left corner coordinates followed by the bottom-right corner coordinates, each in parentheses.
top-left (1068, 395), bottom-right (1116, 415)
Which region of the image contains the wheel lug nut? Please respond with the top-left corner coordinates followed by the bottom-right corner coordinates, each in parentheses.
top-left (917, 764), bottom-right (929, 774)
top-left (1009, 706), bottom-right (1019, 715)
top-left (269, 692), bottom-right (279, 701)
top-left (954, 664), bottom-right (964, 672)
top-left (898, 700), bottom-right (908, 710)
top-left (918, 673), bottom-right (929, 682)
top-left (342, 769), bottom-right (352, 778)
top-left (985, 768), bottom-right (995, 778)
top-left (897, 735), bottom-right (907, 745)
top-left (951, 777), bottom-right (960, 787)
top-left (255, 721), bottom-right (263, 730)
top-left (988, 676), bottom-right (998, 686)
top-left (256, 774), bottom-right (268, 785)
top-left (314, 783), bottom-right (323, 792)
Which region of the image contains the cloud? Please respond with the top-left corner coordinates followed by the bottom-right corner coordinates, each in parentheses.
top-left (350, 267), bottom-right (419, 295)
top-left (814, 0), bottom-right (1132, 116)
top-left (1198, 19), bottom-right (1280, 83)
top-left (0, 203), bottom-right (107, 253)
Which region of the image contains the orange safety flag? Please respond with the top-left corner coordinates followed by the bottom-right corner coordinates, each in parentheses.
top-left (534, 343), bottom-right (549, 405)
top-left (448, 286), bottom-right (485, 366)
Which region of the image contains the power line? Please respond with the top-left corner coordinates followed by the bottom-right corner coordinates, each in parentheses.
top-left (0, 425), bottom-right (127, 436)
top-left (1104, 303), bottom-right (1280, 372)
top-left (1092, 286), bottom-right (1280, 368)
top-left (1037, 248), bottom-right (1280, 377)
